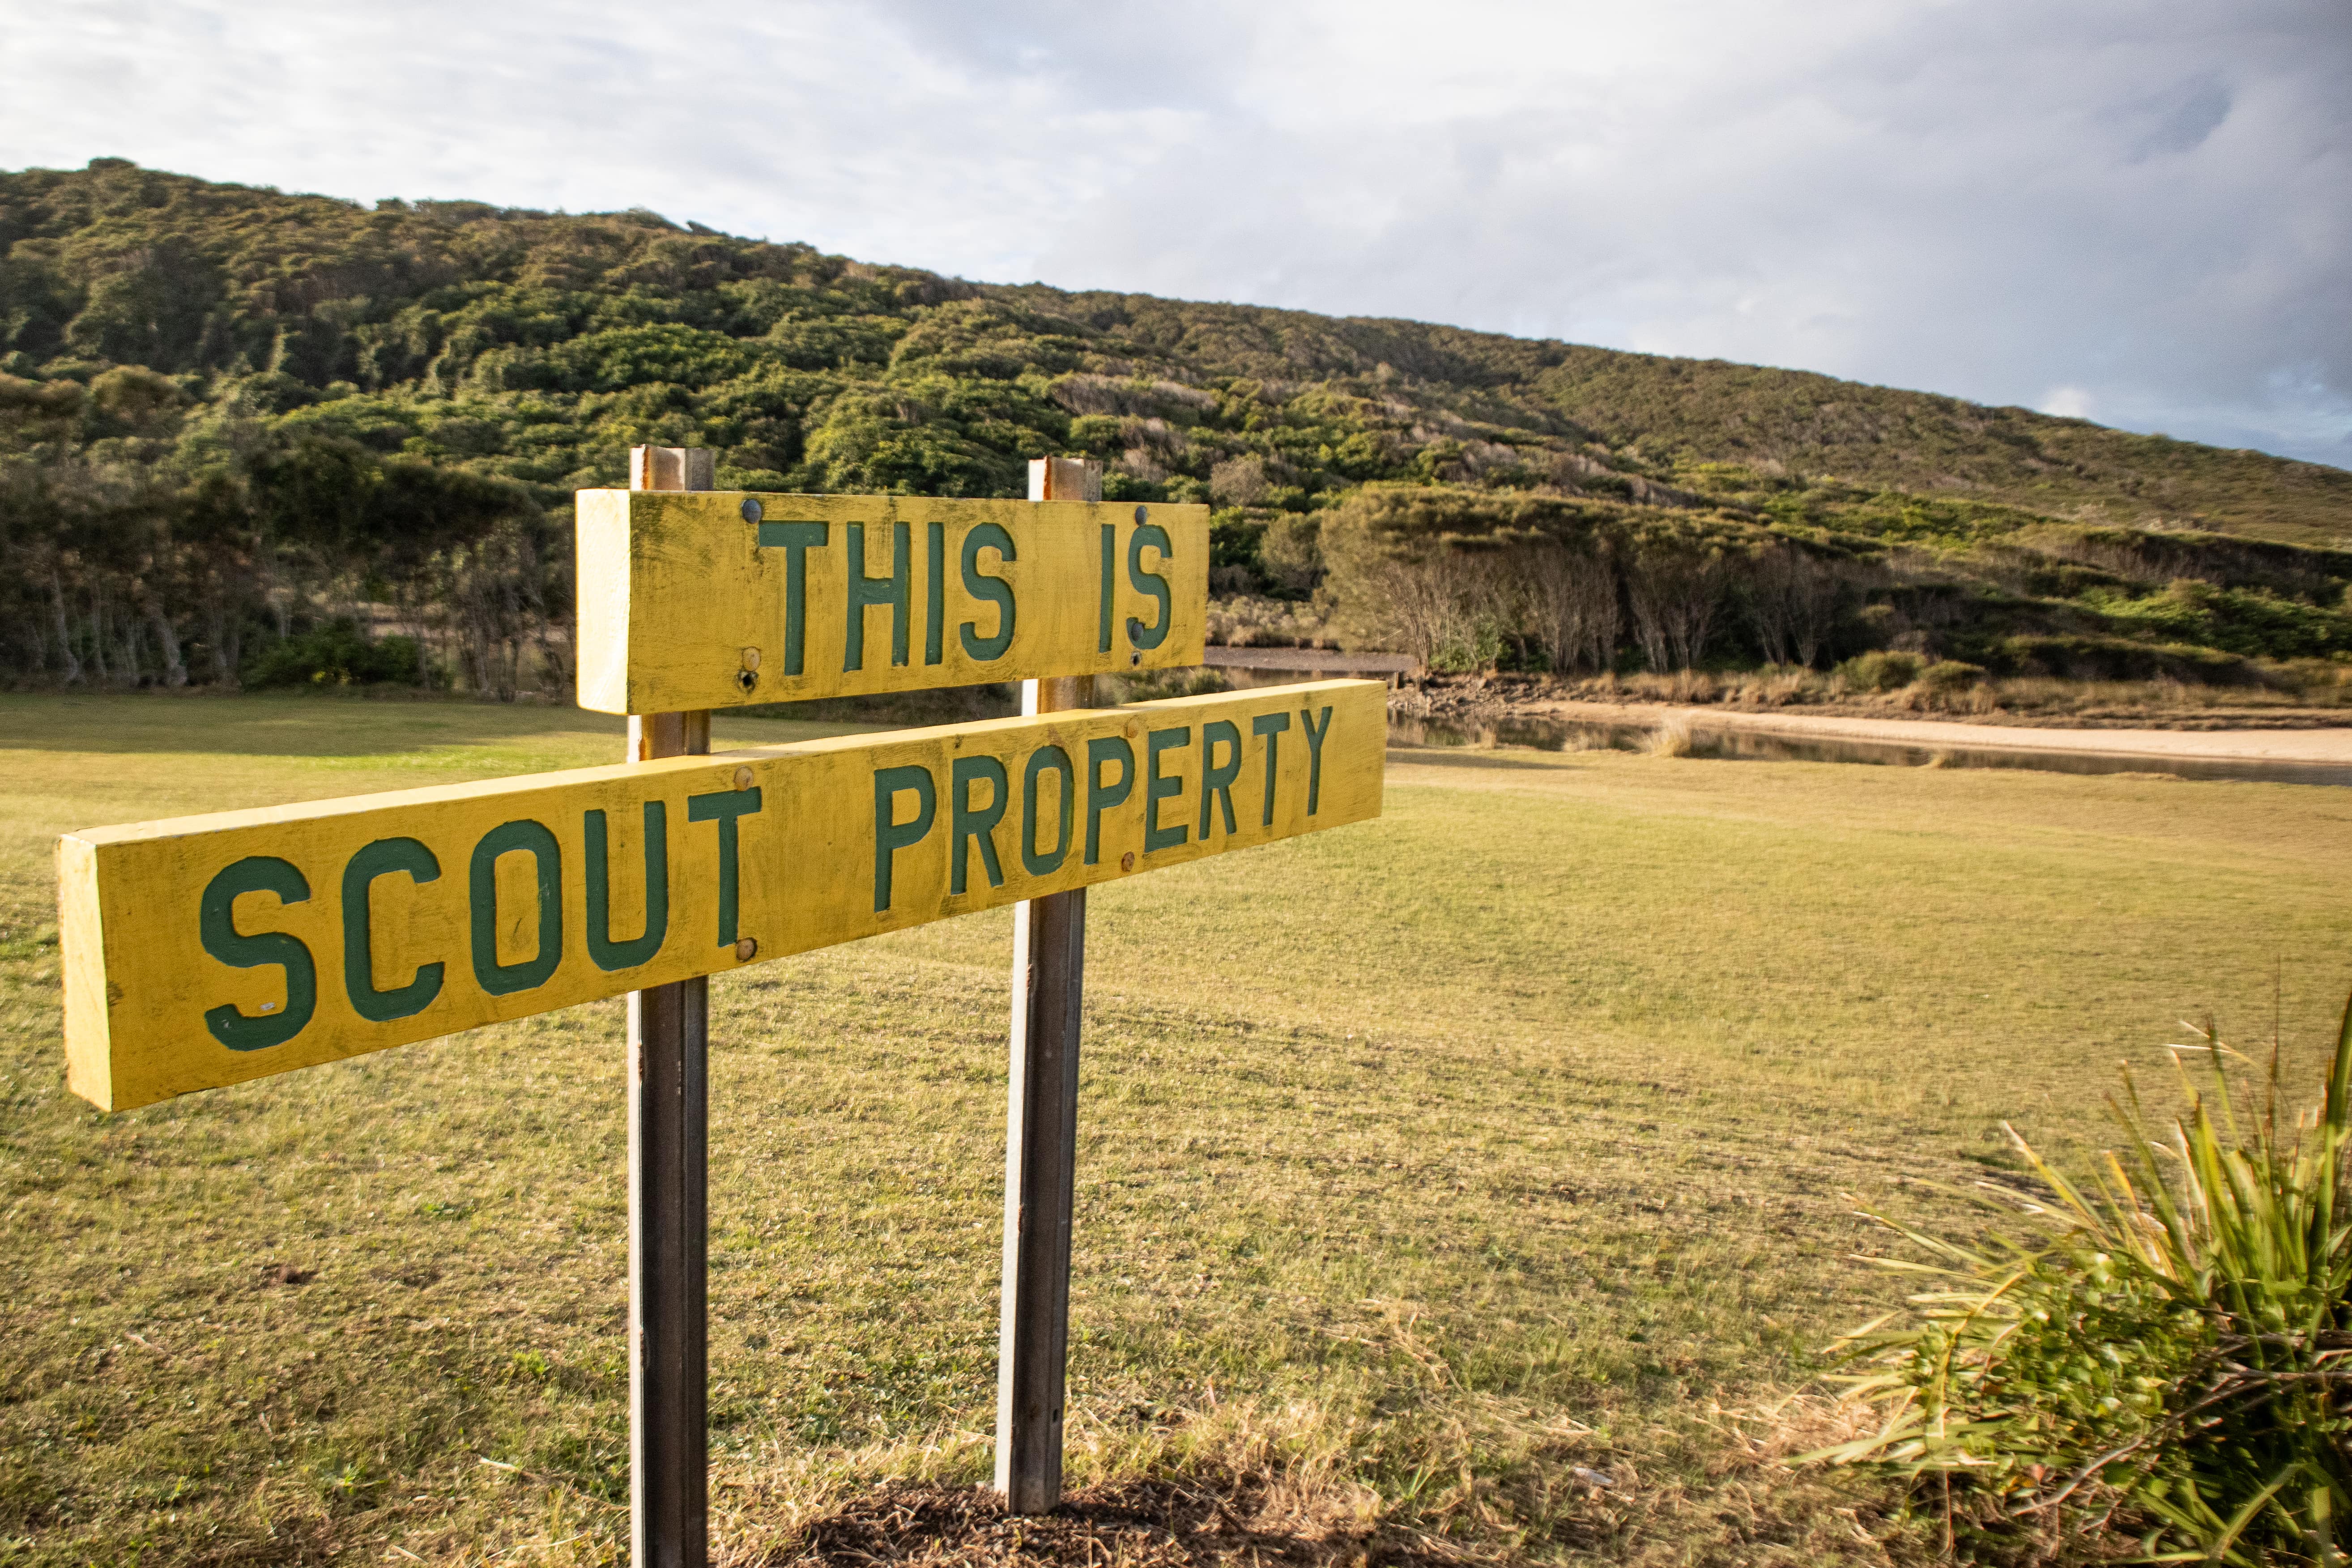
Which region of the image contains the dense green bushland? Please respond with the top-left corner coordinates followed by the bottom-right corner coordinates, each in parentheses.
top-left (2, 158), bottom-right (2347, 695)
top-left (1317, 484), bottom-right (2352, 681)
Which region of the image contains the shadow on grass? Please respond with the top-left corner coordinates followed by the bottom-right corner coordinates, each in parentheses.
top-left (1383, 743), bottom-right (1591, 775)
top-left (0, 690), bottom-right (910, 760)
top-left (0, 689), bottom-right (626, 758)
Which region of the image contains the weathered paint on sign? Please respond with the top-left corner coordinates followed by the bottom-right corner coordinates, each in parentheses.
top-left (61, 681), bottom-right (1384, 1112)
top-left (575, 491), bottom-right (1210, 716)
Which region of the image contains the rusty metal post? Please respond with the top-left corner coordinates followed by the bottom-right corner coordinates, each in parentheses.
top-left (626, 444), bottom-right (714, 1566)
top-left (996, 456), bottom-right (1102, 1512)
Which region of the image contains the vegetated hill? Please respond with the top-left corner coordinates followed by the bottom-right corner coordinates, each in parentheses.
top-left (988, 285), bottom-right (2350, 548)
top-left (1, 157), bottom-right (2347, 696)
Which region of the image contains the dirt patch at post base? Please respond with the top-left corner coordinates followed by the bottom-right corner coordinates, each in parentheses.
top-left (759, 1476), bottom-right (1474, 1567)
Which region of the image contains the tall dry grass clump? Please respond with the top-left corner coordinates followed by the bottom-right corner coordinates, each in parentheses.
top-left (1610, 669), bottom-right (1721, 705)
top-left (1717, 665), bottom-right (1829, 706)
top-left (1205, 595), bottom-right (1334, 650)
top-left (1642, 719), bottom-right (1696, 758)
top-left (1815, 994), bottom-right (2352, 1564)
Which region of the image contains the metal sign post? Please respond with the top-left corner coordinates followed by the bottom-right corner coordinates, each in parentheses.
top-left (996, 457), bottom-right (1101, 1512)
top-left (625, 445), bottom-right (714, 1566)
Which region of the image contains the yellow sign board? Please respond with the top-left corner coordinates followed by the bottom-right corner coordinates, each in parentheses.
top-left (60, 682), bottom-right (1384, 1112)
top-left (575, 491), bottom-right (1210, 716)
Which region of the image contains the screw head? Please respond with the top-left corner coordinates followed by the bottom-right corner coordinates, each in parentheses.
top-left (1133, 505), bottom-right (1148, 523)
top-left (734, 765), bottom-right (754, 788)
top-left (1120, 852), bottom-right (1136, 872)
top-left (740, 646), bottom-right (761, 671)
top-left (740, 499), bottom-right (763, 523)
top-left (736, 669), bottom-right (759, 695)
top-left (735, 937), bottom-right (758, 962)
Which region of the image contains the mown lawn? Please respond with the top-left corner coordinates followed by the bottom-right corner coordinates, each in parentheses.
top-left (2, 692), bottom-right (2347, 1565)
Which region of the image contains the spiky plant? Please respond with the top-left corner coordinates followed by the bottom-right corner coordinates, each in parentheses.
top-left (1814, 995), bottom-right (2352, 1565)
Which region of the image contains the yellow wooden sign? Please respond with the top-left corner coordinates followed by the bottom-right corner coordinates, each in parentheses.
top-left (61, 681), bottom-right (1384, 1112)
top-left (575, 491), bottom-right (1210, 716)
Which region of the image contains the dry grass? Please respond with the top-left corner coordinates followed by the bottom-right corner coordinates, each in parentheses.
top-left (1640, 719), bottom-right (1696, 758)
top-left (1973, 670), bottom-right (2352, 720)
top-left (715, 1391), bottom-right (1936, 1567)
top-left (754, 1474), bottom-right (1403, 1568)
top-left (3, 693), bottom-right (2348, 1564)
top-left (1206, 597), bottom-right (1335, 651)
top-left (1539, 665), bottom-right (2352, 723)
top-left (737, 1398), bottom-right (1934, 1567)
top-left (717, 1402), bottom-right (1406, 1567)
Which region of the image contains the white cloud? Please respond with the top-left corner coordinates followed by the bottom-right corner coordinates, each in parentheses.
top-left (1, 0), bottom-right (2345, 464)
top-left (2040, 387), bottom-right (2097, 420)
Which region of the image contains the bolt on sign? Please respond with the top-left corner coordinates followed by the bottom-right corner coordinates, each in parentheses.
top-left (59, 681), bottom-right (1384, 1112)
top-left (575, 492), bottom-right (1211, 715)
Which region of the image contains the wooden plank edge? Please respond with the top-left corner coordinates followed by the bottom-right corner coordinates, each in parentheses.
top-left (574, 489), bottom-right (634, 715)
top-left (59, 833), bottom-right (115, 1112)
top-left (65, 679), bottom-right (1384, 847)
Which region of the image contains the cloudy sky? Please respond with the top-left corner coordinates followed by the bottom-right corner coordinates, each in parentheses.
top-left (6, 0), bottom-right (2348, 464)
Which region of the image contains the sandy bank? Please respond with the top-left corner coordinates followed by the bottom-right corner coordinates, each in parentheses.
top-left (1534, 702), bottom-right (2352, 767)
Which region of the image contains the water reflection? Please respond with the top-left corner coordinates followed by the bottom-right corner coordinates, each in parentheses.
top-left (1389, 714), bottom-right (2352, 789)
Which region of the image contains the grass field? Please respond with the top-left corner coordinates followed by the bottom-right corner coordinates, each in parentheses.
top-left (2, 691), bottom-right (2348, 1566)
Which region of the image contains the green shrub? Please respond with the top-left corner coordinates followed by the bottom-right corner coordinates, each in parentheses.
top-left (1915, 659), bottom-right (1987, 694)
top-left (1429, 615), bottom-right (1508, 674)
top-left (1814, 995), bottom-right (2352, 1563)
top-left (1990, 633), bottom-right (2250, 684)
top-left (2086, 580), bottom-right (2352, 661)
top-left (1209, 510), bottom-right (1270, 592)
top-left (1835, 650), bottom-right (1925, 692)
top-left (242, 620), bottom-right (428, 689)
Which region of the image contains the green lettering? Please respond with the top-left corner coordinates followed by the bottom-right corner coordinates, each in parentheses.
top-left (585, 802), bottom-right (668, 971)
top-left (687, 788), bottom-right (762, 946)
top-left (1145, 726), bottom-right (1189, 852)
top-left (200, 856), bottom-right (316, 1051)
top-left (1251, 711), bottom-right (1291, 826)
top-left (959, 522), bottom-right (1016, 661)
top-left (341, 838), bottom-right (443, 1023)
top-left (873, 765), bottom-right (936, 912)
top-left (755, 521), bottom-right (827, 676)
top-left (1198, 720), bottom-right (1240, 838)
top-left (1126, 520), bottom-right (1172, 651)
top-left (1084, 736), bottom-right (1133, 865)
top-left (845, 520), bottom-right (910, 670)
top-left (925, 520), bottom-right (946, 665)
top-left (469, 820), bottom-right (562, 997)
top-left (1300, 704), bottom-right (1333, 815)
top-left (1098, 523), bottom-right (1116, 653)
top-left (1022, 745), bottom-right (1074, 877)
top-left (951, 755), bottom-right (1008, 895)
